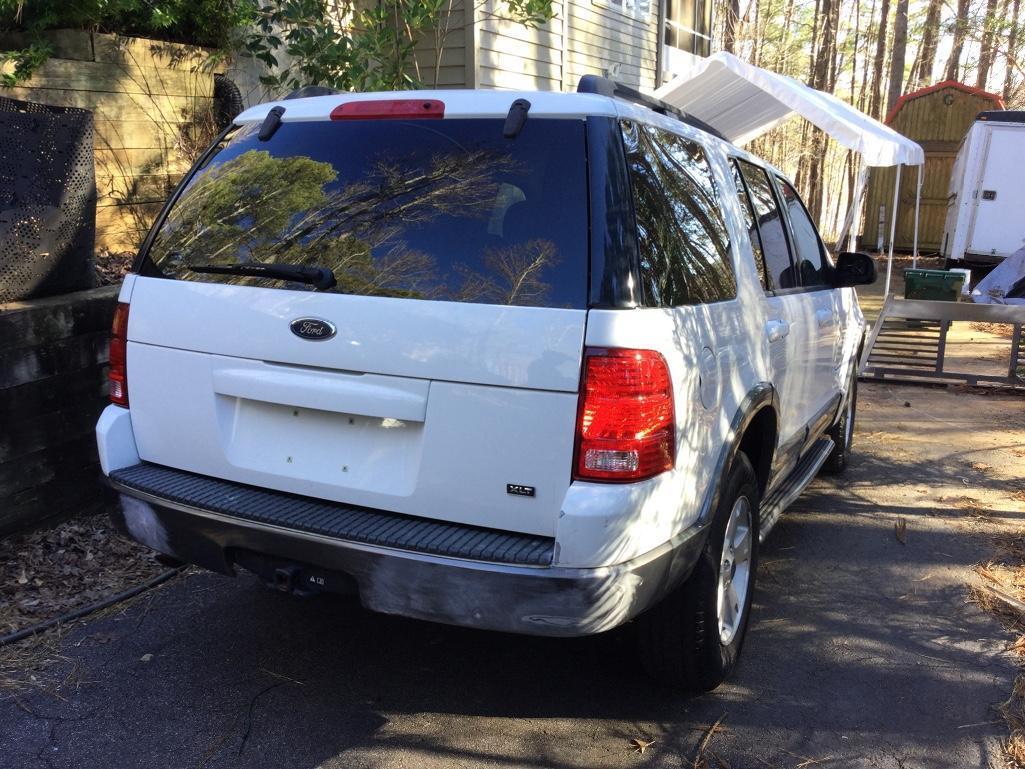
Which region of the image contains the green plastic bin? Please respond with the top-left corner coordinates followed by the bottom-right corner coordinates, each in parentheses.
top-left (903, 269), bottom-right (965, 301)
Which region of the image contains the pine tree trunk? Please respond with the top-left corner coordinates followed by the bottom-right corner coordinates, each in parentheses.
top-left (914, 0), bottom-right (942, 87)
top-left (723, 0), bottom-right (741, 52)
top-left (945, 0), bottom-right (971, 82)
top-left (827, 0), bottom-right (843, 88)
top-left (1005, 0), bottom-right (1022, 99)
top-left (778, 0), bottom-right (797, 71)
top-left (751, 0), bottom-right (762, 67)
top-left (869, 0), bottom-right (891, 119)
top-left (977, 0), bottom-right (1003, 89)
top-left (810, 0), bottom-right (823, 81)
top-left (887, 0), bottom-right (909, 114)
top-left (859, 0), bottom-right (877, 112)
top-left (800, 0), bottom-right (839, 222)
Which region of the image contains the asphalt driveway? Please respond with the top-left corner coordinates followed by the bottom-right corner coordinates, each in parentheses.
top-left (2, 381), bottom-right (1023, 769)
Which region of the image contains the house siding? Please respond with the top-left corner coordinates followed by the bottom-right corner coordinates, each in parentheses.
top-left (565, 2), bottom-right (658, 91)
top-left (412, 4), bottom-right (469, 88)
top-left (472, 0), bottom-right (658, 93)
top-left (477, 0), bottom-right (565, 91)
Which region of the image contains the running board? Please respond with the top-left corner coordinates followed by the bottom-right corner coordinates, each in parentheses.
top-left (758, 438), bottom-right (834, 543)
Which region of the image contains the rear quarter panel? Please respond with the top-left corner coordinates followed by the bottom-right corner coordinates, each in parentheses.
top-left (555, 134), bottom-right (772, 568)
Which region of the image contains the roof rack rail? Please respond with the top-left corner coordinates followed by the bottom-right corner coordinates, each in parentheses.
top-left (576, 74), bottom-right (726, 141)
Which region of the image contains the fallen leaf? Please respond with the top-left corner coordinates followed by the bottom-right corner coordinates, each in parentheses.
top-left (895, 517), bottom-right (908, 545)
top-left (630, 738), bottom-right (655, 754)
top-left (140, 653), bottom-right (154, 663)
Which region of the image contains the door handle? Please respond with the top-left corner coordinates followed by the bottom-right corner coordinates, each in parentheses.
top-left (816, 309), bottom-right (834, 329)
top-left (765, 318), bottom-right (790, 343)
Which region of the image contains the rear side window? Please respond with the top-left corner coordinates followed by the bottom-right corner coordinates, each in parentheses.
top-left (730, 160), bottom-right (768, 290)
top-left (621, 121), bottom-right (736, 306)
top-left (736, 160), bottom-right (796, 290)
top-left (140, 118), bottom-right (588, 308)
top-left (775, 177), bottom-right (832, 287)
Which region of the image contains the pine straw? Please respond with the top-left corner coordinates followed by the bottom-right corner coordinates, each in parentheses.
top-left (971, 558), bottom-right (1025, 768)
top-left (0, 625), bottom-right (78, 697)
top-left (1002, 676), bottom-right (1025, 768)
top-left (971, 322), bottom-right (1016, 340)
top-left (0, 510), bottom-right (164, 636)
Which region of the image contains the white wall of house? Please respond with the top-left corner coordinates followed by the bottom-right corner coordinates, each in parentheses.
top-left (564, 0), bottom-right (659, 91)
top-left (470, 0), bottom-right (659, 92)
top-left (227, 0), bottom-right (666, 107)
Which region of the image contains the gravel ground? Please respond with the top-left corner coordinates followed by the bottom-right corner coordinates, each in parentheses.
top-left (1, 380), bottom-right (1022, 769)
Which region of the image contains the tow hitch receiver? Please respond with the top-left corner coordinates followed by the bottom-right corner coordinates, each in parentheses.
top-left (231, 550), bottom-right (355, 597)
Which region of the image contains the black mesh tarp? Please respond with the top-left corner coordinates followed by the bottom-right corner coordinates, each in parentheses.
top-left (0, 97), bottom-right (96, 303)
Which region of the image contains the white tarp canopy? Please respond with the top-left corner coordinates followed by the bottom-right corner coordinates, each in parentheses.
top-left (654, 51), bottom-right (924, 167)
top-left (654, 51), bottom-right (925, 296)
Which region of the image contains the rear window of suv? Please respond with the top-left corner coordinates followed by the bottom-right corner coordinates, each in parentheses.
top-left (139, 117), bottom-right (588, 308)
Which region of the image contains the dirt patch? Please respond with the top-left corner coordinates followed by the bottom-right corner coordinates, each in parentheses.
top-left (0, 510), bottom-right (164, 637)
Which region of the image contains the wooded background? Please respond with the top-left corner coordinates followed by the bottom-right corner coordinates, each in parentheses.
top-left (713, 0), bottom-right (1023, 242)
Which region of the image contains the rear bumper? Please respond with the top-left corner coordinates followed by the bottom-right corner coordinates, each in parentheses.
top-left (106, 469), bottom-right (708, 637)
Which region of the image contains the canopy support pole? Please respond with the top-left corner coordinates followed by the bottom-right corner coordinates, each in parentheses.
top-left (884, 164), bottom-right (902, 298)
top-left (837, 158), bottom-right (869, 253)
top-left (912, 163), bottom-right (922, 269)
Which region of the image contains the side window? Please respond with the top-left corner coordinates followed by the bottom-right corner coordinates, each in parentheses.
top-left (730, 160), bottom-right (768, 290)
top-left (737, 160), bottom-right (796, 290)
top-left (622, 121), bottom-right (737, 306)
top-left (775, 177), bottom-right (831, 287)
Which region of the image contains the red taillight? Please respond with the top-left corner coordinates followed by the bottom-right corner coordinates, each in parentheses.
top-left (109, 302), bottom-right (129, 407)
top-left (573, 348), bottom-right (675, 482)
top-left (330, 99), bottom-right (445, 121)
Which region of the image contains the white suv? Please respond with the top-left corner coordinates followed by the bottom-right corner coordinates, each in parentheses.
top-left (96, 77), bottom-right (875, 691)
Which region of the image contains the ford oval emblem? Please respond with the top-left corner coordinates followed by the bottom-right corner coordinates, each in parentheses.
top-left (290, 317), bottom-right (336, 341)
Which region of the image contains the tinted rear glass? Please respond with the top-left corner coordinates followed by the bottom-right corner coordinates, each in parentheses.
top-left (621, 121), bottom-right (736, 307)
top-left (141, 118), bottom-right (588, 308)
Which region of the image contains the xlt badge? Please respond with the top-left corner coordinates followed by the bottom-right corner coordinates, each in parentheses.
top-left (506, 484), bottom-right (535, 497)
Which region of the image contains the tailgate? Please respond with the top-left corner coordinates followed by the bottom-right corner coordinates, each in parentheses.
top-left (122, 112), bottom-right (590, 537)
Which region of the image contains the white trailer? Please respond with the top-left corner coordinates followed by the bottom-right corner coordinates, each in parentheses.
top-left (943, 111), bottom-right (1025, 267)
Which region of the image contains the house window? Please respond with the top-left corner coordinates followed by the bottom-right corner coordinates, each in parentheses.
top-left (597, 0), bottom-right (652, 19)
top-left (665, 0), bottom-right (712, 56)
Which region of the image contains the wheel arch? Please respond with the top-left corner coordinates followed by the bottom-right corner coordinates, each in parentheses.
top-left (696, 383), bottom-right (778, 526)
top-left (737, 406), bottom-right (777, 497)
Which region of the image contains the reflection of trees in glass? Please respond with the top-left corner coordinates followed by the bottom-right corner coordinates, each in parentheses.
top-left (150, 147), bottom-right (534, 301)
top-left (729, 161), bottom-right (767, 288)
top-left (153, 149), bottom-right (338, 266)
top-left (736, 160), bottom-right (794, 290)
top-left (456, 239), bottom-right (559, 306)
top-left (622, 122), bottom-right (737, 306)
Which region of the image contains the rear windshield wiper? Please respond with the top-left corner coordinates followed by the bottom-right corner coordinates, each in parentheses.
top-left (188, 262), bottom-right (337, 290)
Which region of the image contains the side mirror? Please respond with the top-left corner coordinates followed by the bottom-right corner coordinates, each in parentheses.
top-left (834, 252), bottom-right (877, 287)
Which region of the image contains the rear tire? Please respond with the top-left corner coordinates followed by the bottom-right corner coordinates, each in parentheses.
top-left (636, 453), bottom-right (759, 692)
top-left (823, 367), bottom-right (858, 475)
